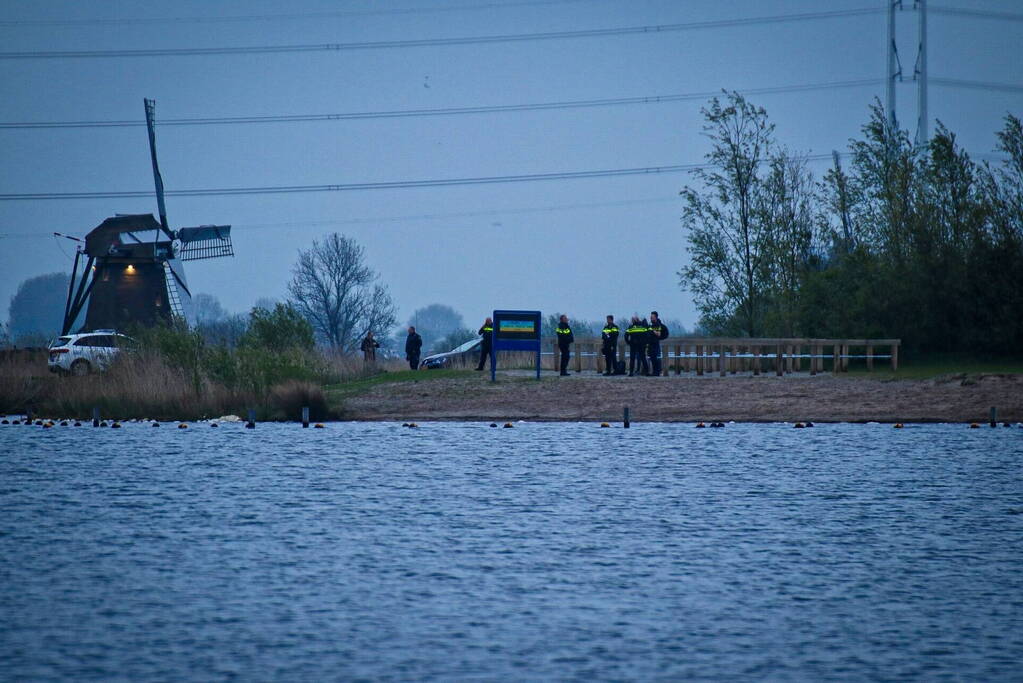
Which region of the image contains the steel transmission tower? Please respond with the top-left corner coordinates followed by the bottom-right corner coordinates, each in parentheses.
top-left (886, 0), bottom-right (929, 144)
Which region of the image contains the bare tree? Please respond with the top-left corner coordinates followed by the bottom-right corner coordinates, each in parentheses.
top-left (287, 233), bottom-right (397, 351)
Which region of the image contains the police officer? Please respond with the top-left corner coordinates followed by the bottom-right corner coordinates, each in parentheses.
top-left (405, 326), bottom-right (423, 370)
top-left (556, 314), bottom-right (574, 376)
top-left (475, 317), bottom-right (493, 371)
top-left (601, 315), bottom-right (619, 376)
top-left (647, 311), bottom-right (669, 376)
top-left (624, 316), bottom-right (649, 376)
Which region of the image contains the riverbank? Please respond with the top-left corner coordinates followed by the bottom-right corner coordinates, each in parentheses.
top-left (337, 370), bottom-right (1023, 423)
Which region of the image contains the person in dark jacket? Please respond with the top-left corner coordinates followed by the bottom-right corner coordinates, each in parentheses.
top-left (405, 326), bottom-right (423, 370)
top-left (556, 314), bottom-right (574, 376)
top-left (601, 315), bottom-right (619, 376)
top-left (475, 317), bottom-right (493, 371)
top-left (360, 330), bottom-right (380, 362)
top-left (624, 316), bottom-right (649, 376)
top-left (647, 311), bottom-right (669, 376)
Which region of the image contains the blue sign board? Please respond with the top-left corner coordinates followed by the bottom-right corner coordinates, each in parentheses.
top-left (491, 309), bottom-right (542, 381)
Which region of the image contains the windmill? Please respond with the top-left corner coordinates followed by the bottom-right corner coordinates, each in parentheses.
top-left (62, 99), bottom-right (233, 335)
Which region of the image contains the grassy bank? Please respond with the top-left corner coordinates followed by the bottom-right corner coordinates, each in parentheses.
top-left (846, 354), bottom-right (1023, 380)
top-left (0, 339), bottom-right (405, 422)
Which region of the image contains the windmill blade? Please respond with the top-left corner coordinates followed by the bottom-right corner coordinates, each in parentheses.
top-left (176, 224), bottom-right (233, 261)
top-left (144, 98), bottom-right (174, 240)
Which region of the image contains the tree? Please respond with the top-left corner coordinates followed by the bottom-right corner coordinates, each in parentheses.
top-left (8, 272), bottom-right (71, 343)
top-left (242, 303), bottom-right (315, 352)
top-left (287, 233), bottom-right (397, 351)
top-left (678, 92), bottom-right (777, 336)
top-left (193, 293), bottom-right (228, 326)
top-left (406, 303), bottom-right (464, 352)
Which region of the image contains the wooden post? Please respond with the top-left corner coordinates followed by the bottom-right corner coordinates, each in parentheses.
top-left (719, 345), bottom-right (726, 377)
top-left (302, 406), bottom-right (309, 428)
top-left (753, 345), bottom-right (761, 375)
top-left (866, 344), bottom-right (874, 371)
top-left (675, 344), bottom-right (682, 374)
top-left (696, 344), bottom-right (704, 376)
top-left (810, 345), bottom-right (817, 376)
top-left (776, 344), bottom-right (783, 376)
top-left (574, 343), bottom-right (582, 373)
top-left (891, 343), bottom-right (899, 372)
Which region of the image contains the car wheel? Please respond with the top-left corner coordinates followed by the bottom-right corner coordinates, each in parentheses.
top-left (70, 359), bottom-right (91, 376)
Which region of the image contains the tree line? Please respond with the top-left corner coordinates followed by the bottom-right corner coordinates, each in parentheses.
top-left (679, 93), bottom-right (1023, 355)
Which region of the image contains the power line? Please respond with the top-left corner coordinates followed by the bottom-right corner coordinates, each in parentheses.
top-left (0, 150), bottom-right (1008, 205)
top-left (0, 79), bottom-right (883, 129)
top-left (931, 5), bottom-right (1023, 22)
top-left (0, 0), bottom-right (596, 27)
top-left (0, 7), bottom-right (881, 59)
top-left (0, 157), bottom-right (840, 202)
top-left (0, 196), bottom-right (681, 239)
top-left (931, 77), bottom-right (1023, 94)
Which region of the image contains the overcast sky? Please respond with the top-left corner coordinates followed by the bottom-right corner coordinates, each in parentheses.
top-left (2, 0), bottom-right (1020, 332)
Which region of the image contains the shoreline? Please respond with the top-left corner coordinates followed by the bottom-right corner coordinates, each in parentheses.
top-left (338, 371), bottom-right (1023, 424)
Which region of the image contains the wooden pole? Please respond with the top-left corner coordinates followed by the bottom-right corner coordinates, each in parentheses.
top-left (719, 345), bottom-right (726, 377)
top-left (776, 344), bottom-right (783, 376)
top-left (891, 343), bottom-right (899, 372)
top-left (696, 344), bottom-right (704, 376)
top-left (753, 345), bottom-right (761, 375)
top-left (866, 344), bottom-right (874, 371)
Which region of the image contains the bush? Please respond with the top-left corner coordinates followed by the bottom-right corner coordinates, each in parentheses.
top-left (269, 380), bottom-right (329, 421)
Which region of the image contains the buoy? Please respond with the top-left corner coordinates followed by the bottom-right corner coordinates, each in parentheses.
top-left (314, 423), bottom-right (325, 428)
top-left (894, 423), bottom-right (904, 429)
top-left (794, 422), bottom-right (805, 429)
top-left (503, 422), bottom-right (513, 428)
top-left (178, 423), bottom-right (188, 429)
top-left (111, 422), bottom-right (122, 429)
top-left (696, 422), bottom-right (706, 428)
top-left (969, 423), bottom-right (980, 429)
top-left (600, 422), bottom-right (610, 428)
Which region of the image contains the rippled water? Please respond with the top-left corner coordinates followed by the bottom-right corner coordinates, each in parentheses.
top-left (2, 420), bottom-right (1022, 680)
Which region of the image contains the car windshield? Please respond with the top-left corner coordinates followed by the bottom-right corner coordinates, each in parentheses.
top-left (50, 337), bottom-right (72, 348)
top-left (452, 338), bottom-right (480, 353)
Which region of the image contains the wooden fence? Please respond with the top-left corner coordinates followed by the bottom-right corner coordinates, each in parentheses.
top-left (537, 337), bottom-right (901, 375)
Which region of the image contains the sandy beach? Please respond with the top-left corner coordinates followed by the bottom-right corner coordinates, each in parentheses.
top-left (341, 371), bottom-right (1023, 423)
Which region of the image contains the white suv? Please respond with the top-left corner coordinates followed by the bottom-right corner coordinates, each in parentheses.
top-left (48, 331), bottom-right (133, 376)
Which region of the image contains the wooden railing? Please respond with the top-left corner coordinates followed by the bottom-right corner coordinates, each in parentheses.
top-left (538, 337), bottom-right (901, 375)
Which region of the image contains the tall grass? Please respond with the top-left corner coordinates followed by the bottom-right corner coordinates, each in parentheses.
top-left (0, 332), bottom-right (405, 420)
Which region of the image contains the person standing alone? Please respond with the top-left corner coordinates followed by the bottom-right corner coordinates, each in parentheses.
top-left (601, 315), bottom-right (619, 376)
top-left (647, 311), bottom-right (669, 376)
top-left (556, 314), bottom-right (574, 376)
top-left (360, 330), bottom-right (380, 363)
top-left (475, 317), bottom-right (493, 371)
top-left (405, 326), bottom-right (423, 370)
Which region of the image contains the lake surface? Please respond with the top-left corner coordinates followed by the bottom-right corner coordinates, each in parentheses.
top-left (2, 420), bottom-right (1022, 680)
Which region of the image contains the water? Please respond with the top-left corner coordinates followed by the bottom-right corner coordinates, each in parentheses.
top-left (2, 420), bottom-right (1021, 680)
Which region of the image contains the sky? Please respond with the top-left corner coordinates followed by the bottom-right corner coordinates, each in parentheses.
top-left (1, 0), bottom-right (1021, 333)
